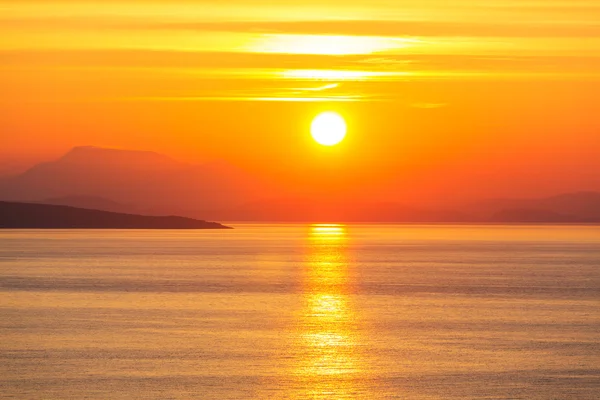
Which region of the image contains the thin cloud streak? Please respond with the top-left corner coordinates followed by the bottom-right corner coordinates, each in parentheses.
top-left (98, 96), bottom-right (362, 103)
top-left (297, 83), bottom-right (340, 92)
top-left (3, 0), bottom-right (599, 22)
top-left (3, 18), bottom-right (600, 38)
top-left (5, 50), bottom-right (600, 76)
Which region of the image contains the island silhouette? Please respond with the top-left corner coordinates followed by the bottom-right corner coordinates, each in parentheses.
top-left (0, 201), bottom-right (230, 229)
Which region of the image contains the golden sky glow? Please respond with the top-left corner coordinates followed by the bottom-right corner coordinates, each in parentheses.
top-left (1, 0), bottom-right (599, 202)
top-left (2, 0), bottom-right (600, 102)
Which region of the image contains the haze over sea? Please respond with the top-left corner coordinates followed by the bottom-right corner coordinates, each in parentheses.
top-left (1, 224), bottom-right (599, 399)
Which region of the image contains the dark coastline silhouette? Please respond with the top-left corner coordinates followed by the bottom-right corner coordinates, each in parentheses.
top-left (0, 201), bottom-right (231, 229)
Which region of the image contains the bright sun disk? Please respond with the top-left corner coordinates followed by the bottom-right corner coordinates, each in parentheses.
top-left (311, 112), bottom-right (347, 146)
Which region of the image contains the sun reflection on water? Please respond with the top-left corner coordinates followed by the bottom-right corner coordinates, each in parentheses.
top-left (310, 225), bottom-right (347, 236)
top-left (289, 224), bottom-right (366, 398)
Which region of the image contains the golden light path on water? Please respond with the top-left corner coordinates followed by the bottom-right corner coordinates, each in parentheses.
top-left (289, 224), bottom-right (368, 399)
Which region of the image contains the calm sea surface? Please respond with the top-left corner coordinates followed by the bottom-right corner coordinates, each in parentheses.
top-left (1, 224), bottom-right (599, 399)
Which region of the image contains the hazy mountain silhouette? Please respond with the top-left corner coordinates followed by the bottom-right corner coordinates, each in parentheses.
top-left (470, 192), bottom-right (600, 222)
top-left (39, 195), bottom-right (139, 214)
top-left (0, 146), bottom-right (183, 200)
top-left (489, 209), bottom-right (578, 223)
top-left (0, 146), bottom-right (271, 213)
top-left (0, 201), bottom-right (230, 229)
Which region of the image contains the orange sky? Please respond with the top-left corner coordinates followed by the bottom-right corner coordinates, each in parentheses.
top-left (1, 0), bottom-right (599, 204)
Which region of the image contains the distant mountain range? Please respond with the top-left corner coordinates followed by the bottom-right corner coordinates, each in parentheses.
top-left (38, 195), bottom-right (140, 214)
top-left (471, 192), bottom-right (600, 222)
top-left (1, 146), bottom-right (598, 223)
top-left (0, 201), bottom-right (230, 229)
top-left (0, 146), bottom-right (271, 214)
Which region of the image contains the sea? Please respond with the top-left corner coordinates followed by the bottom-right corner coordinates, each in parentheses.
top-left (1, 224), bottom-right (599, 399)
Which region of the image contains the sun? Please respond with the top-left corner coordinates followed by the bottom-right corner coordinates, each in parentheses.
top-left (311, 112), bottom-right (347, 146)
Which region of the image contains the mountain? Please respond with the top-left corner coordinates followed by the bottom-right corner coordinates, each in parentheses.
top-left (538, 192), bottom-right (600, 219)
top-left (38, 195), bottom-right (139, 214)
top-left (0, 201), bottom-right (230, 229)
top-left (470, 192), bottom-right (600, 222)
top-left (0, 146), bottom-right (182, 201)
top-left (0, 146), bottom-right (271, 213)
top-left (489, 208), bottom-right (579, 223)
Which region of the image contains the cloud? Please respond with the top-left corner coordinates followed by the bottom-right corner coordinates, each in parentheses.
top-left (3, 17), bottom-right (600, 38)
top-left (3, 49), bottom-right (600, 77)
top-left (296, 83), bottom-right (340, 92)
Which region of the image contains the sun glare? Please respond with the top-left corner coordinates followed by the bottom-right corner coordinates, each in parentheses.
top-left (311, 112), bottom-right (347, 146)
